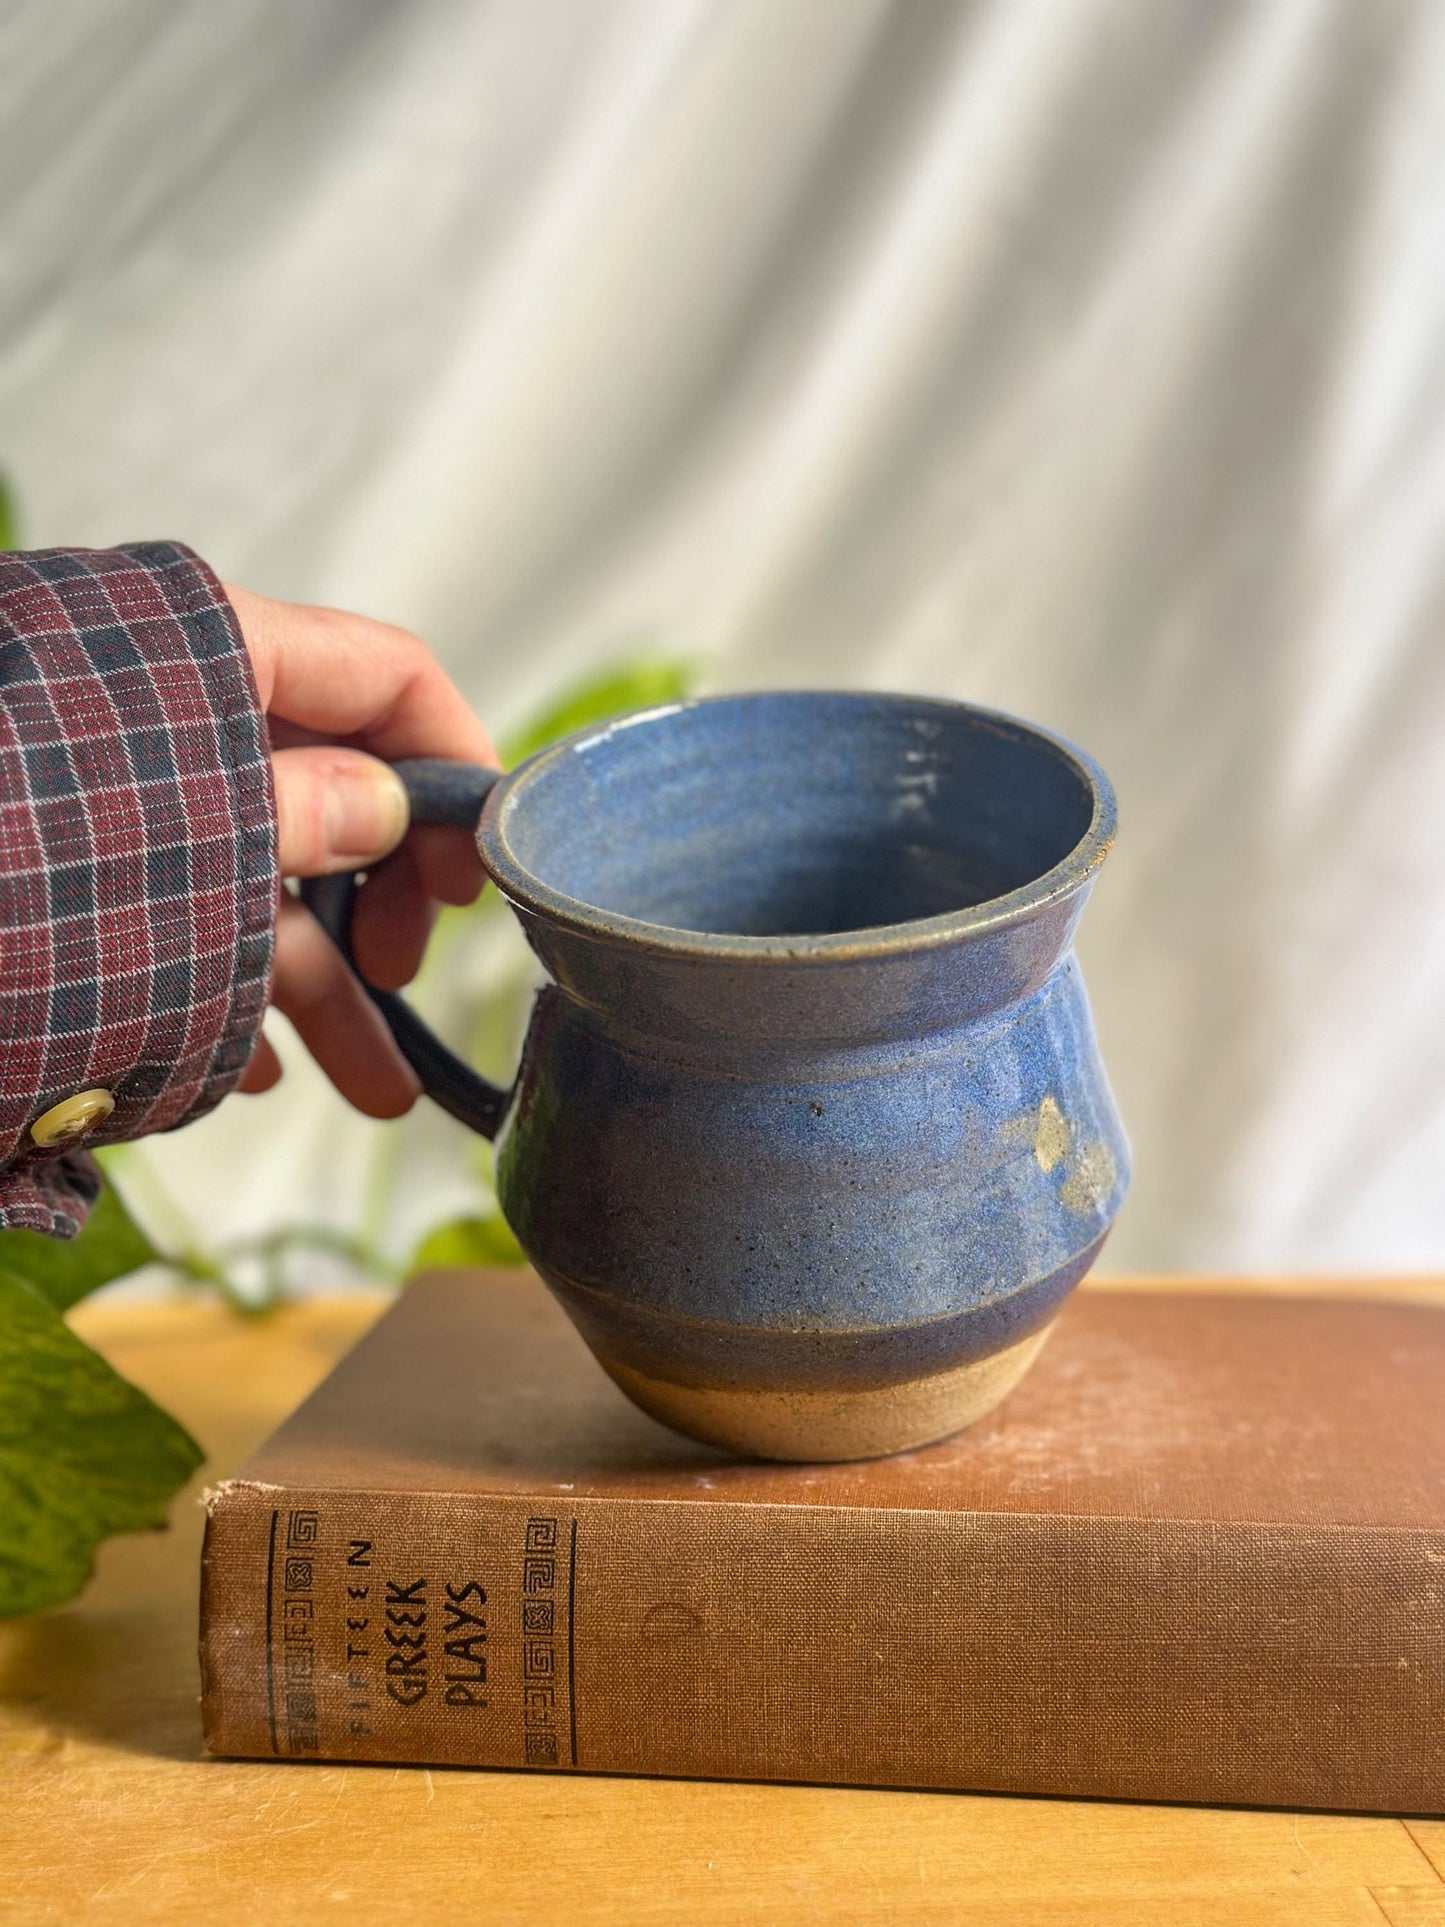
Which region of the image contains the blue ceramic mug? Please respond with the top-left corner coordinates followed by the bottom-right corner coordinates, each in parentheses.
top-left (304, 692), bottom-right (1128, 1460)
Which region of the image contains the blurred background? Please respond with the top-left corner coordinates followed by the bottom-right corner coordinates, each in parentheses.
top-left (2, 0), bottom-right (1443, 1284)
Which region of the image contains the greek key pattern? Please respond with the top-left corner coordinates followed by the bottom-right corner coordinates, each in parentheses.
top-left (280, 1509), bottom-right (319, 1754)
top-left (521, 1517), bottom-right (559, 1764)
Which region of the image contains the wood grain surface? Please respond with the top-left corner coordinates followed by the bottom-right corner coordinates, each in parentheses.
top-left (2, 1275), bottom-right (1443, 1926)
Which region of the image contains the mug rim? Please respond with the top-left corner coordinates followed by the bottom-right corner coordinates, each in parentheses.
top-left (477, 691), bottom-right (1117, 963)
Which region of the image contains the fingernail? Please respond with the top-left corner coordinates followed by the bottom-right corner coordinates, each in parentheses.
top-left (323, 765), bottom-right (409, 865)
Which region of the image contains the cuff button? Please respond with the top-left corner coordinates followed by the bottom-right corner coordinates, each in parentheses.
top-left (30, 1088), bottom-right (116, 1149)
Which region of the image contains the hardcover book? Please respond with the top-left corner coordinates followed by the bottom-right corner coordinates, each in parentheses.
top-left (200, 1271), bottom-right (1445, 1812)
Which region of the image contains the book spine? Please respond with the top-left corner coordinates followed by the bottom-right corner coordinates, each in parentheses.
top-left (199, 1482), bottom-right (1445, 1811)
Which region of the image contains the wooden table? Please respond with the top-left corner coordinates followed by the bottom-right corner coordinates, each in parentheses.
top-left (3, 1278), bottom-right (1443, 1925)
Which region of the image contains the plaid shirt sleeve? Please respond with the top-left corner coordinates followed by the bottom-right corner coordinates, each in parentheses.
top-left (0, 543), bottom-right (278, 1237)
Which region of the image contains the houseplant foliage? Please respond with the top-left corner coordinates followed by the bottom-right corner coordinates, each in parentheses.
top-left (0, 1187), bottom-right (201, 1616)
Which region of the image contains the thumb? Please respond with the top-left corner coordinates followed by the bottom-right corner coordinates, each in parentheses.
top-left (272, 746), bottom-right (410, 877)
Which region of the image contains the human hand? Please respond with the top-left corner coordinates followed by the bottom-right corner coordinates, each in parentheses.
top-left (225, 584), bottom-right (496, 1118)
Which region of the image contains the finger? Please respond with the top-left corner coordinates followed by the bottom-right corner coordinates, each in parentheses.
top-left (226, 583), bottom-right (496, 766)
top-left (351, 826), bottom-right (482, 988)
top-left (270, 895), bottom-right (420, 1117)
top-left (352, 848), bottom-right (438, 990)
top-left (272, 745), bottom-right (410, 877)
top-left (265, 716), bottom-right (325, 752)
top-left (406, 824), bottom-right (485, 906)
top-left (237, 1032), bottom-right (283, 1094)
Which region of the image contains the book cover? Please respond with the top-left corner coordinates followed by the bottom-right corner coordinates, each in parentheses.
top-left (200, 1272), bottom-right (1445, 1812)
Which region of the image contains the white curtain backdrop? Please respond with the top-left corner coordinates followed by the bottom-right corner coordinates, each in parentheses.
top-left (2, 0), bottom-right (1443, 1274)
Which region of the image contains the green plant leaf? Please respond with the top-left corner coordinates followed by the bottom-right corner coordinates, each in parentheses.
top-left (0, 1271), bottom-right (202, 1617)
top-left (501, 658), bottom-right (695, 766)
top-left (0, 475), bottom-right (15, 552)
top-left (409, 1211), bottom-right (527, 1272)
top-left (0, 1181), bottom-right (159, 1313)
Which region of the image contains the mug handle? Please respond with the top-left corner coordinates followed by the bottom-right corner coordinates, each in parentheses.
top-left (298, 758), bottom-right (512, 1139)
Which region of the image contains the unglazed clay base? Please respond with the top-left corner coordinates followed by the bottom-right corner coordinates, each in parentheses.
top-left (598, 1321), bottom-right (1054, 1462)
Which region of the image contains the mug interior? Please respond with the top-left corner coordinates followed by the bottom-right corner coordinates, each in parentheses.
top-left (490, 693), bottom-right (1100, 940)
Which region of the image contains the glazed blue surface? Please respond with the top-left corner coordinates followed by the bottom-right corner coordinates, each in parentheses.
top-left (308, 692), bottom-right (1128, 1433)
top-left (472, 692), bottom-right (1129, 1404)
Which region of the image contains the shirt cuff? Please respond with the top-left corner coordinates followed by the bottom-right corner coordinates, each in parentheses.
top-left (0, 542), bottom-right (278, 1236)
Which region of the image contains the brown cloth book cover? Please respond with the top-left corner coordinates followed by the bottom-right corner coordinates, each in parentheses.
top-left (200, 1273), bottom-right (1445, 1812)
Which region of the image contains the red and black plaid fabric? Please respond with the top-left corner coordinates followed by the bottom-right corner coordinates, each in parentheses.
top-left (0, 543), bottom-right (277, 1236)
